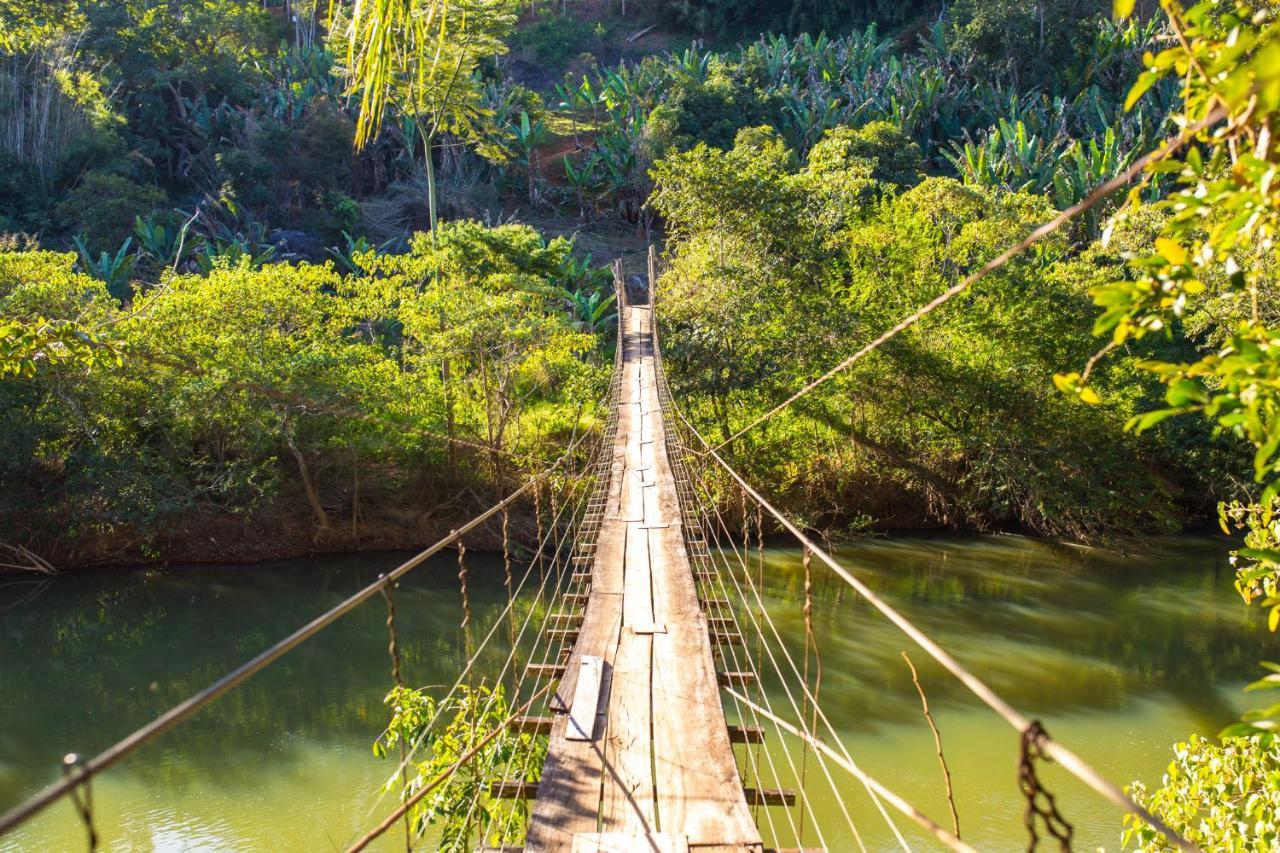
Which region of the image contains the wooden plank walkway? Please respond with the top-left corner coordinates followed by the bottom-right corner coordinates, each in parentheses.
top-left (524, 302), bottom-right (762, 852)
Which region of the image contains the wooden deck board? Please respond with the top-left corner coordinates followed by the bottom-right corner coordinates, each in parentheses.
top-left (526, 304), bottom-right (761, 852)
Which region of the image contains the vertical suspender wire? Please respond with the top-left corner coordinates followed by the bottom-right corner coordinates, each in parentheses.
top-left (534, 481), bottom-right (544, 579)
top-left (365, 401), bottom-right (604, 837)
top-left (502, 506), bottom-right (519, 699)
top-left (451, 347), bottom-right (626, 850)
top-left (699, 480), bottom-right (906, 850)
top-left (753, 501), bottom-right (768, 832)
top-left (797, 545), bottom-right (821, 845)
top-left (446, 466), bottom-right (598, 851)
top-left (457, 538), bottom-right (479, 846)
top-left (380, 577), bottom-right (412, 852)
top-left (653, 356), bottom-right (781, 843)
top-left (373, 573), bottom-right (409, 845)
top-left (697, 496), bottom-right (783, 847)
top-left (696, 430), bottom-right (1199, 852)
top-left (680, 458), bottom-right (812, 848)
top-left (368, 482), bottom-right (580, 813)
top-left (695, 477), bottom-right (909, 851)
top-left (678, 435), bottom-right (891, 849)
top-left (689, 473), bottom-right (850, 853)
top-left (379, 465), bottom-right (589, 852)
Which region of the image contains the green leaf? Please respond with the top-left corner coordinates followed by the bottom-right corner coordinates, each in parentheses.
top-left (1125, 70), bottom-right (1160, 110)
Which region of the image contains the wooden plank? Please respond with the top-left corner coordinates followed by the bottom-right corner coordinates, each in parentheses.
top-left (566, 655), bottom-right (604, 741)
top-left (717, 671), bottom-right (757, 687)
top-left (727, 725), bottom-right (765, 744)
top-left (743, 788), bottom-right (796, 807)
top-left (527, 663), bottom-right (567, 679)
top-left (489, 780), bottom-right (539, 799)
top-left (645, 334), bottom-right (762, 849)
top-left (572, 833), bottom-right (689, 853)
top-left (511, 715), bottom-right (552, 734)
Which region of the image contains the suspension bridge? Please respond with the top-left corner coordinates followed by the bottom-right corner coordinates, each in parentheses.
top-left (0, 248), bottom-right (1199, 852)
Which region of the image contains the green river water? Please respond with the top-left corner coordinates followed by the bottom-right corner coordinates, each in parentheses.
top-left (1, 535), bottom-right (1277, 852)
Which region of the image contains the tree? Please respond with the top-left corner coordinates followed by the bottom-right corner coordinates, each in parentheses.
top-left (334, 0), bottom-right (516, 239)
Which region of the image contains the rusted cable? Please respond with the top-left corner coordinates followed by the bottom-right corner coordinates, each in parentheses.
top-left (61, 754), bottom-right (97, 852)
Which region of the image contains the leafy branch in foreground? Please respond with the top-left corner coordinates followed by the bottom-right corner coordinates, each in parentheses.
top-left (1062, 1), bottom-right (1280, 629)
top-left (374, 682), bottom-right (544, 848)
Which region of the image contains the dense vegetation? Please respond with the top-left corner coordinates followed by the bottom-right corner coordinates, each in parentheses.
top-left (0, 225), bottom-right (609, 561)
top-left (4, 0), bottom-right (1280, 848)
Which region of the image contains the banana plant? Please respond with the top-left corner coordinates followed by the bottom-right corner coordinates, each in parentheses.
top-left (327, 232), bottom-right (399, 276)
top-left (560, 288), bottom-right (616, 337)
top-left (509, 110), bottom-right (549, 203)
top-left (74, 236), bottom-right (137, 302)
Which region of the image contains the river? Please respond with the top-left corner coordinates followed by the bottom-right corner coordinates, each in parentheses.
top-left (1, 535), bottom-right (1276, 851)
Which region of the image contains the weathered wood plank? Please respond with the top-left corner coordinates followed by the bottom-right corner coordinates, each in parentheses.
top-left (566, 655), bottom-right (604, 742)
top-left (727, 725), bottom-right (765, 744)
top-left (489, 780), bottom-right (539, 799)
top-left (571, 833), bottom-right (690, 853)
top-left (742, 788), bottom-right (796, 807)
top-left (647, 344), bottom-right (761, 849)
top-left (511, 715), bottom-right (552, 734)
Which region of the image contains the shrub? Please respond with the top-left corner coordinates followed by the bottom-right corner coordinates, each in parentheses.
top-left (55, 170), bottom-right (165, 253)
top-left (1124, 735), bottom-right (1280, 851)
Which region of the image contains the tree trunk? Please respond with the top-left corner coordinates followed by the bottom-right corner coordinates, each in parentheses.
top-left (287, 432), bottom-right (331, 530)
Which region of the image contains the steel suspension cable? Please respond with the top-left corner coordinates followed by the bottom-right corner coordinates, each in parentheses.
top-left (689, 473), bottom-right (889, 852)
top-left (684, 414), bottom-right (1199, 853)
top-left (361, 361), bottom-right (623, 849)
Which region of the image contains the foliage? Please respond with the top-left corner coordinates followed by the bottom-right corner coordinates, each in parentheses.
top-left (1221, 662), bottom-right (1280, 744)
top-left (1063, 1), bottom-right (1280, 627)
top-left (651, 127), bottom-right (1203, 537)
top-left (1123, 734), bottom-right (1280, 851)
top-left (56, 171), bottom-right (165, 255)
top-left (73, 235), bottom-right (137, 301)
top-left (374, 682), bottom-right (544, 847)
top-left (512, 13), bottom-right (595, 67)
top-left (0, 224), bottom-right (606, 555)
top-left (948, 0), bottom-right (1114, 93)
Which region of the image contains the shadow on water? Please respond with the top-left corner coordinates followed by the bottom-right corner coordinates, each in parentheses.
top-left (0, 535), bottom-right (1276, 850)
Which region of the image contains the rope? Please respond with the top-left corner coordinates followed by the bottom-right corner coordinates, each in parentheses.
top-left (797, 545), bottom-right (817, 843)
top-left (458, 540), bottom-right (471, 634)
top-left (379, 579), bottom-right (412, 852)
top-left (708, 108), bottom-right (1228, 453)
